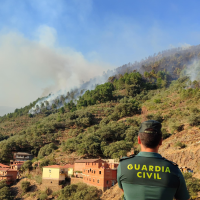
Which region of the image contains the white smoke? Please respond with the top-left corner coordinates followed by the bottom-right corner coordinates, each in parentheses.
top-left (169, 43), bottom-right (191, 50)
top-left (0, 26), bottom-right (114, 110)
top-left (180, 43), bottom-right (191, 50)
top-left (28, 68), bottom-right (116, 114)
top-left (184, 59), bottom-right (200, 81)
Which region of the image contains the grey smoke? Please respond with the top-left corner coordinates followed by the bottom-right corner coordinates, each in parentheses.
top-left (0, 26), bottom-right (114, 110)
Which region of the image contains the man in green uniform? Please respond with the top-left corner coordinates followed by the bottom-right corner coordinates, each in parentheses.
top-left (117, 120), bottom-right (190, 200)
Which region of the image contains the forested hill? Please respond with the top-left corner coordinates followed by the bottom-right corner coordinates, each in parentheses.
top-left (1, 45), bottom-right (200, 198)
top-left (115, 44), bottom-right (200, 77)
top-left (2, 44), bottom-right (200, 119)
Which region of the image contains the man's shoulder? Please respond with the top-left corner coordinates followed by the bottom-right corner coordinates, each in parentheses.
top-left (162, 157), bottom-right (178, 167)
top-left (120, 154), bottom-right (135, 162)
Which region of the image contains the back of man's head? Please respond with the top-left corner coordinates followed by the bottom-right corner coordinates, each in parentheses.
top-left (138, 120), bottom-right (162, 148)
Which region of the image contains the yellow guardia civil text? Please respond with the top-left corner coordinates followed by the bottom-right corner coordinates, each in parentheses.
top-left (127, 164), bottom-right (170, 180)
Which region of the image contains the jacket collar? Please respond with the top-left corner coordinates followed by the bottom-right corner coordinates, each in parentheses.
top-left (136, 151), bottom-right (162, 158)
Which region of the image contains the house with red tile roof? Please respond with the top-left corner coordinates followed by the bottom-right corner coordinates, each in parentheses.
top-left (10, 160), bottom-right (24, 170)
top-left (0, 163), bottom-right (10, 169)
top-left (0, 168), bottom-right (18, 185)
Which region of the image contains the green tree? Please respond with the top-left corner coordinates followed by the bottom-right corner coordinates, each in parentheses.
top-left (183, 173), bottom-right (200, 198)
top-left (59, 107), bottom-right (65, 114)
top-left (0, 181), bottom-right (13, 200)
top-left (21, 160), bottom-right (32, 172)
top-left (38, 143), bottom-right (58, 159)
top-left (102, 140), bottom-right (132, 158)
top-left (157, 77), bottom-right (162, 88)
top-left (57, 183), bottom-right (99, 200)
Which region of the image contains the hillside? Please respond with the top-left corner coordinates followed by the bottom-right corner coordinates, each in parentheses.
top-left (1, 45), bottom-right (200, 199)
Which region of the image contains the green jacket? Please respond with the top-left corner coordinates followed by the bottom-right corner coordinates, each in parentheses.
top-left (117, 152), bottom-right (190, 200)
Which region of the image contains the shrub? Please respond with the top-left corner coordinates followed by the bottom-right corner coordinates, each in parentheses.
top-left (183, 172), bottom-right (200, 198)
top-left (21, 160), bottom-right (32, 172)
top-left (0, 181), bottom-right (13, 200)
top-left (57, 183), bottom-right (99, 200)
top-left (190, 107), bottom-right (199, 114)
top-left (154, 99), bottom-right (161, 103)
top-left (174, 141), bottom-right (187, 148)
top-left (38, 143), bottom-right (58, 159)
top-left (126, 118), bottom-right (140, 126)
top-left (30, 192), bottom-right (36, 198)
top-left (21, 181), bottom-right (30, 193)
top-left (100, 117), bottom-right (110, 126)
top-left (125, 126), bottom-right (139, 143)
top-left (62, 138), bottom-right (77, 153)
top-left (39, 193), bottom-right (48, 200)
top-left (77, 82), bottom-right (114, 107)
top-left (162, 128), bottom-right (171, 140)
top-left (168, 121), bottom-right (183, 134)
top-left (102, 140), bottom-right (132, 159)
top-left (35, 175), bottom-right (42, 184)
top-left (111, 101), bottom-right (140, 120)
top-left (68, 128), bottom-right (83, 137)
top-left (189, 114), bottom-right (200, 126)
top-left (52, 191), bottom-right (60, 197)
top-left (146, 113), bottom-right (163, 123)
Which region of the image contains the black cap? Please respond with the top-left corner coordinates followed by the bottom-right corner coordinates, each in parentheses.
top-left (139, 120), bottom-right (162, 134)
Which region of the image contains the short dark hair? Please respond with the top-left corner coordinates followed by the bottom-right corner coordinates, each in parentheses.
top-left (139, 128), bottom-right (162, 148)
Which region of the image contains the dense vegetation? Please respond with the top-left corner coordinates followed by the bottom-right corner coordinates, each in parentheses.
top-left (183, 173), bottom-right (200, 199)
top-left (57, 183), bottom-right (100, 200)
top-left (0, 181), bottom-right (13, 200)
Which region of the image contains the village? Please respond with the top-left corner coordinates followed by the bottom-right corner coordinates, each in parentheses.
top-left (0, 149), bottom-right (193, 193)
top-left (0, 151), bottom-right (120, 192)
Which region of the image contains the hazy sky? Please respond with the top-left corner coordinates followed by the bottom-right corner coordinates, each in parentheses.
top-left (1, 0), bottom-right (200, 112)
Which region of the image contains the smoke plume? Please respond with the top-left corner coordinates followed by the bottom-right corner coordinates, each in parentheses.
top-left (183, 59), bottom-right (200, 82)
top-left (0, 26), bottom-right (114, 110)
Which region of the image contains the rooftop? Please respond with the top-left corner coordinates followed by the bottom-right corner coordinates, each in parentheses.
top-left (63, 164), bottom-right (74, 168)
top-left (0, 168), bottom-right (18, 172)
top-left (74, 159), bottom-right (103, 163)
top-left (15, 152), bottom-right (32, 156)
top-left (0, 163), bottom-right (10, 168)
top-left (11, 164), bottom-right (23, 166)
top-left (43, 164), bottom-right (74, 169)
top-left (43, 165), bottom-right (60, 168)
